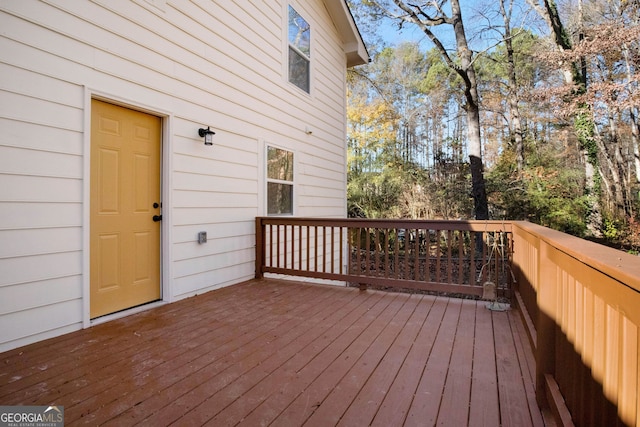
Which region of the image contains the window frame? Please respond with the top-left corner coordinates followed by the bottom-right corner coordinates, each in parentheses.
top-left (287, 4), bottom-right (311, 94)
top-left (266, 144), bottom-right (295, 216)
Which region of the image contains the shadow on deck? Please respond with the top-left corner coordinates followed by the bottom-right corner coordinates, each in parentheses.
top-left (0, 278), bottom-right (543, 426)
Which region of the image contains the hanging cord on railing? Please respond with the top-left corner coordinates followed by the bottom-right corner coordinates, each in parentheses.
top-left (478, 221), bottom-right (511, 311)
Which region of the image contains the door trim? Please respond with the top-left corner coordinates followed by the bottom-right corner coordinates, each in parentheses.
top-left (82, 89), bottom-right (173, 328)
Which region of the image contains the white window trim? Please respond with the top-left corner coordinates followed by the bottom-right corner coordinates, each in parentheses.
top-left (262, 142), bottom-right (297, 216)
top-left (284, 2), bottom-right (312, 96)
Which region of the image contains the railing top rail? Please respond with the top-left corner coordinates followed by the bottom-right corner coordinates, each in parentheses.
top-left (256, 217), bottom-right (513, 232)
top-left (511, 220), bottom-right (640, 293)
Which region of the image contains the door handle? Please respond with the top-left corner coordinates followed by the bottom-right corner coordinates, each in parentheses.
top-left (153, 215), bottom-right (162, 222)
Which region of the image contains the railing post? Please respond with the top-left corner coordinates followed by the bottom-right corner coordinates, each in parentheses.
top-left (255, 217), bottom-right (265, 279)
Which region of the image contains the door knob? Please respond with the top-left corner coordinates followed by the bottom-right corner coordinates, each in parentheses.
top-left (153, 215), bottom-right (162, 222)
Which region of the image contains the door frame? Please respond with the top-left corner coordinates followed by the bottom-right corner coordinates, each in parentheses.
top-left (82, 89), bottom-right (173, 328)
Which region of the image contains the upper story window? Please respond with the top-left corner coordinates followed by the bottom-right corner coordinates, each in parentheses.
top-left (267, 146), bottom-right (294, 215)
top-left (288, 5), bottom-right (310, 93)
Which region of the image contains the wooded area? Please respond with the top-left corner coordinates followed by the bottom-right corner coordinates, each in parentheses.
top-left (346, 0), bottom-right (640, 252)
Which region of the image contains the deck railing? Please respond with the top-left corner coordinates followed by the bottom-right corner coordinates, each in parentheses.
top-left (255, 217), bottom-right (640, 426)
top-left (511, 221), bottom-right (640, 427)
top-left (255, 217), bottom-right (514, 298)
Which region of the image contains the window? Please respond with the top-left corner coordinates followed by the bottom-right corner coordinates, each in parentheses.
top-left (267, 146), bottom-right (294, 215)
top-left (288, 5), bottom-right (310, 93)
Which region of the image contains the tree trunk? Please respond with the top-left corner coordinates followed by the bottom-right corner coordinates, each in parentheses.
top-left (450, 0), bottom-right (489, 220)
top-left (468, 106), bottom-right (489, 219)
top-left (389, 0), bottom-right (489, 220)
top-left (596, 117), bottom-right (627, 217)
top-left (500, 0), bottom-right (525, 171)
top-left (527, 0), bottom-right (603, 236)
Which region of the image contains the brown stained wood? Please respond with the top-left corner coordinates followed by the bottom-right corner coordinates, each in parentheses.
top-left (73, 282), bottom-right (335, 425)
top-left (236, 291), bottom-right (395, 427)
top-left (404, 298), bottom-right (462, 425)
top-left (331, 226), bottom-right (335, 273)
top-left (447, 230), bottom-right (453, 284)
top-left (322, 226), bottom-right (327, 273)
top-left (494, 310), bottom-right (534, 426)
top-left (437, 298), bottom-right (476, 426)
top-left (105, 285), bottom-right (350, 426)
top-left (270, 293), bottom-right (408, 427)
top-left (470, 231), bottom-right (476, 286)
top-left (394, 229), bottom-right (400, 280)
top-left (284, 225), bottom-right (289, 268)
top-left (0, 279), bottom-right (542, 427)
top-left (458, 231), bottom-right (464, 286)
top-left (298, 227), bottom-right (303, 270)
top-left (1, 283), bottom-right (249, 403)
top-left (435, 230), bottom-right (442, 284)
top-left (177, 291), bottom-right (381, 426)
top-left (252, 217), bottom-right (640, 427)
top-left (414, 228), bottom-right (420, 281)
top-left (468, 302), bottom-right (500, 427)
top-left (365, 228), bottom-right (371, 277)
top-left (374, 228), bottom-right (380, 278)
top-left (308, 226), bottom-right (314, 271)
top-left (302, 293), bottom-right (418, 427)
top-left (510, 310), bottom-right (545, 427)
top-left (335, 294), bottom-right (432, 426)
top-left (335, 294), bottom-right (430, 426)
top-left (215, 290), bottom-right (387, 426)
top-left (370, 297), bottom-right (447, 427)
top-left (384, 228), bottom-right (390, 279)
top-left (314, 226), bottom-right (319, 272)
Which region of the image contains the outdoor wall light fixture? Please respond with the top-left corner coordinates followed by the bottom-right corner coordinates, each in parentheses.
top-left (198, 126), bottom-right (216, 146)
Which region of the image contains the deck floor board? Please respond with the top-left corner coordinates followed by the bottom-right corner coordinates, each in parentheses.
top-left (0, 279), bottom-right (543, 426)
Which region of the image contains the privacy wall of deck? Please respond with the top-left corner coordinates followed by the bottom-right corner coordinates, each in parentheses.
top-left (0, 0), bottom-right (367, 352)
top-left (512, 221), bottom-right (640, 427)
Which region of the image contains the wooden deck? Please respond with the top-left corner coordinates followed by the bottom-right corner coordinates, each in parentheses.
top-left (0, 279), bottom-right (544, 426)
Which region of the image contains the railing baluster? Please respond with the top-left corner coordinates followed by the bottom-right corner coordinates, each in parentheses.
top-left (384, 228), bottom-right (390, 278)
top-left (314, 226), bottom-right (318, 272)
top-left (403, 229), bottom-right (409, 280)
top-left (414, 228), bottom-right (419, 281)
top-left (330, 226), bottom-right (334, 273)
top-left (447, 229), bottom-right (453, 284)
top-left (322, 226), bottom-right (327, 273)
top-left (470, 231), bottom-right (476, 286)
top-left (482, 232), bottom-right (488, 284)
top-left (365, 228), bottom-right (371, 277)
top-left (306, 225), bottom-right (311, 271)
top-left (394, 228), bottom-right (400, 279)
top-left (374, 228), bottom-right (380, 277)
top-left (270, 224), bottom-right (274, 268)
top-left (458, 230), bottom-right (464, 285)
top-left (256, 218), bottom-right (513, 299)
top-left (435, 229), bottom-right (441, 283)
top-left (298, 225), bottom-right (303, 271)
top-left (284, 225), bottom-right (288, 269)
top-left (353, 227), bottom-right (360, 276)
top-left (339, 227), bottom-right (344, 275)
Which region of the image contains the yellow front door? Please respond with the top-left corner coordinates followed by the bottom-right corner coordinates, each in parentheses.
top-left (90, 99), bottom-right (161, 318)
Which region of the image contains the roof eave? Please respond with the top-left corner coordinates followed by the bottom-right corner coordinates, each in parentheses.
top-left (324, 0), bottom-right (370, 67)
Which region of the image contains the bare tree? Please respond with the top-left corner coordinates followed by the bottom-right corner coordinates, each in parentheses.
top-left (367, 0), bottom-right (489, 220)
top-left (498, 0), bottom-right (526, 171)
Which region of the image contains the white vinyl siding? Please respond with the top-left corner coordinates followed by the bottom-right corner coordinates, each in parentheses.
top-left (0, 0), bottom-right (354, 352)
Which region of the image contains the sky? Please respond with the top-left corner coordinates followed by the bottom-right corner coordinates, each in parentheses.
top-left (353, 0), bottom-right (538, 56)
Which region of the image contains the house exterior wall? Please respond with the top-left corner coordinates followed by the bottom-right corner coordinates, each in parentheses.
top-left (0, 0), bottom-right (366, 352)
